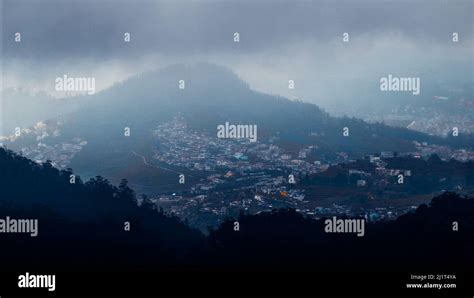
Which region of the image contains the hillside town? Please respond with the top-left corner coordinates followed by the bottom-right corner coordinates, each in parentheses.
top-left (2, 116), bottom-right (474, 231)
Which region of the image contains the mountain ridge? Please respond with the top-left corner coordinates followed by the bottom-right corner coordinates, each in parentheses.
top-left (5, 63), bottom-right (473, 196)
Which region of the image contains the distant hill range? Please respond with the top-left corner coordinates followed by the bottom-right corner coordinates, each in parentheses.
top-left (4, 63), bottom-right (474, 193)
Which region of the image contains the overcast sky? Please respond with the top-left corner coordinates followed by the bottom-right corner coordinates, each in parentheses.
top-left (1, 0), bottom-right (473, 112)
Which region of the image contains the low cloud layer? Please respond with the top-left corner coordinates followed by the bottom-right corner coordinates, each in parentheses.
top-left (3, 0), bottom-right (472, 59)
top-left (1, 0), bottom-right (473, 113)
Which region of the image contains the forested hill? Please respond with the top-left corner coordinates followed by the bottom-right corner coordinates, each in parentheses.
top-left (209, 191), bottom-right (474, 269)
top-left (0, 147), bottom-right (207, 269)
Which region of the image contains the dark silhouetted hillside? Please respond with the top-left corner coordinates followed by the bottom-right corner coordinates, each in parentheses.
top-left (0, 147), bottom-right (207, 271)
top-left (209, 192), bottom-right (474, 270)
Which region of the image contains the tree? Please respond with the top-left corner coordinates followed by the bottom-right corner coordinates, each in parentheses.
top-left (118, 178), bottom-right (136, 202)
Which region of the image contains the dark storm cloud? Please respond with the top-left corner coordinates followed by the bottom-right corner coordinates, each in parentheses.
top-left (2, 0), bottom-right (472, 62)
